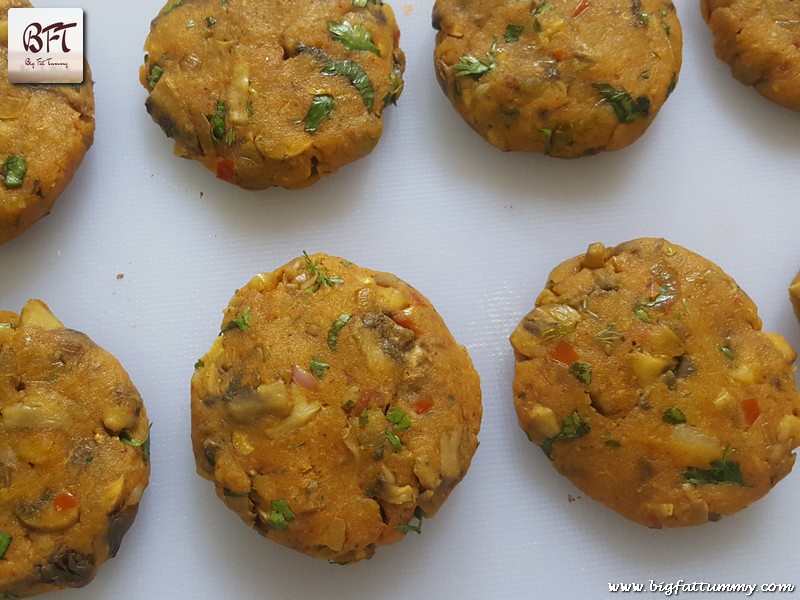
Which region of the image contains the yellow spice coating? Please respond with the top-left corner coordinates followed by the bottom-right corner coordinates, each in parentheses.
top-left (702, 0), bottom-right (800, 111)
top-left (511, 238), bottom-right (800, 528)
top-left (191, 253), bottom-right (482, 562)
top-left (0, 300), bottom-right (150, 598)
top-left (432, 0), bottom-right (682, 157)
top-left (0, 0), bottom-right (94, 245)
top-left (141, 0), bottom-right (405, 190)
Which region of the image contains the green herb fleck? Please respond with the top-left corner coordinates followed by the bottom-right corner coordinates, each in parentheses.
top-left (1, 156), bottom-right (26, 189)
top-left (328, 20), bottom-right (380, 55)
top-left (120, 425), bottom-right (152, 462)
top-left (661, 20), bottom-right (671, 36)
top-left (719, 345), bottom-right (735, 360)
top-left (353, 0), bottom-right (368, 5)
top-left (383, 71), bottom-right (403, 107)
top-left (310, 358), bottom-right (330, 379)
top-left (223, 488), bottom-right (251, 497)
top-left (594, 323), bottom-right (620, 344)
top-left (194, 359), bottom-right (205, 369)
top-left (641, 70), bottom-right (650, 79)
top-left (386, 407), bottom-right (412, 430)
top-left (541, 411), bottom-right (590, 458)
top-left (568, 361), bottom-right (592, 385)
top-left (592, 83), bottom-right (650, 123)
top-left (662, 407), bottom-right (686, 424)
top-left (302, 94), bottom-right (335, 132)
top-left (221, 307), bottom-right (251, 334)
top-left (269, 499), bottom-right (295, 530)
top-left (225, 128), bottom-right (236, 145)
top-left (321, 60), bottom-right (375, 113)
top-left (358, 409), bottom-right (368, 428)
top-left (342, 399), bottom-right (356, 413)
top-left (639, 12), bottom-right (650, 25)
top-left (533, 19), bottom-right (542, 32)
top-left (146, 64), bottom-right (163, 88)
top-left (642, 285), bottom-right (673, 308)
top-left (205, 16), bottom-right (217, 27)
top-left (504, 24), bottom-right (524, 43)
top-left (220, 0), bottom-right (228, 5)
top-left (453, 50), bottom-right (496, 80)
top-left (682, 446), bottom-right (744, 486)
top-left (667, 73), bottom-right (678, 97)
top-left (385, 428), bottom-right (402, 451)
top-left (246, 100), bottom-right (255, 121)
top-left (0, 531), bottom-right (11, 559)
top-left (327, 313), bottom-right (352, 351)
top-left (395, 507), bottom-right (425, 534)
top-left (605, 439), bottom-right (621, 448)
top-left (302, 251), bottom-right (345, 291)
top-left (539, 127), bottom-right (553, 155)
top-left (163, 0), bottom-right (183, 14)
top-left (209, 100), bottom-right (227, 144)
top-left (634, 306), bottom-right (651, 323)
top-left (533, 1), bottom-right (554, 14)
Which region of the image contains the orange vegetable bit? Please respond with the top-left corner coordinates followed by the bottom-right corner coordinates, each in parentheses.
top-left (550, 340), bottom-right (579, 365)
top-left (54, 491), bottom-right (79, 512)
top-left (215, 158), bottom-right (237, 184)
top-left (572, 0), bottom-right (591, 17)
top-left (413, 397), bottom-right (434, 414)
top-left (742, 398), bottom-right (760, 427)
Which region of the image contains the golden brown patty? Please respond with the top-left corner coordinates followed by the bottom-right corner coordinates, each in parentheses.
top-left (0, 0), bottom-right (95, 245)
top-left (788, 271), bottom-right (800, 323)
top-left (191, 253), bottom-right (482, 562)
top-left (432, 0), bottom-right (682, 157)
top-left (511, 238), bottom-right (800, 528)
top-left (141, 0), bottom-right (405, 190)
top-left (0, 300), bottom-right (150, 597)
top-left (702, 0), bottom-right (800, 111)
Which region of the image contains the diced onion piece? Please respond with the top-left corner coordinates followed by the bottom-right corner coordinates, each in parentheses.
top-left (291, 365), bottom-right (318, 391)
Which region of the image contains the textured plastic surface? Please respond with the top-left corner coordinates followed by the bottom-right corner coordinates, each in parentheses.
top-left (2, 1), bottom-right (799, 597)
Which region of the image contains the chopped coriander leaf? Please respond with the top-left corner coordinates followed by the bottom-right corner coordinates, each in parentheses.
top-left (662, 407), bottom-right (686, 424)
top-left (639, 12), bottom-right (650, 25)
top-left (532, 1), bottom-right (554, 14)
top-left (533, 18), bottom-right (542, 32)
top-left (321, 60), bottom-right (375, 113)
top-left (592, 83), bottom-right (650, 123)
top-left (383, 71), bottom-right (403, 107)
top-left (205, 16), bottom-right (217, 27)
top-left (220, 0), bottom-right (228, 5)
top-left (221, 307), bottom-right (251, 333)
top-left (269, 499), bottom-right (295, 530)
top-left (719, 345), bottom-right (735, 360)
top-left (146, 64), bottom-right (163, 88)
top-left (303, 94), bottom-right (334, 132)
top-left (2, 155), bottom-right (26, 189)
top-left (682, 446), bottom-right (744, 485)
top-left (302, 251), bottom-right (345, 291)
top-left (310, 358), bottom-right (330, 379)
top-left (163, 0), bottom-right (183, 14)
top-left (594, 323), bottom-right (620, 344)
top-left (633, 306), bottom-right (651, 323)
top-left (385, 428), bottom-right (402, 451)
top-left (453, 53), bottom-right (495, 80)
top-left (358, 409), bottom-right (368, 428)
top-left (327, 313), bottom-right (352, 351)
top-left (605, 439), bottom-right (621, 447)
top-left (119, 425), bottom-right (152, 462)
top-left (194, 359), bottom-right (205, 369)
top-left (395, 507), bottom-right (425, 534)
top-left (225, 128), bottom-right (236, 145)
top-left (0, 530), bottom-right (11, 559)
top-left (328, 20), bottom-right (380, 55)
top-left (386, 407), bottom-right (412, 430)
top-left (541, 411), bottom-right (590, 458)
top-left (661, 20), bottom-right (671, 36)
top-left (223, 488), bottom-right (251, 497)
top-left (642, 284), bottom-right (673, 308)
top-left (539, 127), bottom-right (553, 155)
top-left (504, 24), bottom-right (524, 43)
top-left (246, 100), bottom-right (255, 120)
top-left (342, 399), bottom-right (356, 412)
top-left (208, 100), bottom-right (227, 144)
top-left (667, 74), bottom-right (678, 97)
top-left (641, 70), bottom-right (650, 79)
top-left (568, 361), bottom-right (592, 385)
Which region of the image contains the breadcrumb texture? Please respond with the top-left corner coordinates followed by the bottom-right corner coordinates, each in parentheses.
top-left (511, 238), bottom-right (800, 528)
top-left (432, 0), bottom-right (682, 157)
top-left (191, 253), bottom-right (482, 562)
top-left (0, 0), bottom-right (95, 245)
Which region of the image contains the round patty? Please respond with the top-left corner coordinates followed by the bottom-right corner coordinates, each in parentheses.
top-left (432, 0), bottom-right (682, 157)
top-left (788, 270), bottom-right (800, 324)
top-left (511, 238), bottom-right (800, 528)
top-left (141, 0), bottom-right (405, 190)
top-left (0, 0), bottom-right (95, 245)
top-left (702, 0), bottom-right (800, 111)
top-left (0, 300), bottom-right (150, 597)
top-left (191, 253), bottom-right (482, 562)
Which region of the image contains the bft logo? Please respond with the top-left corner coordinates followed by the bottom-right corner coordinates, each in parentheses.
top-left (23, 21), bottom-right (78, 54)
top-left (7, 8), bottom-right (84, 84)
